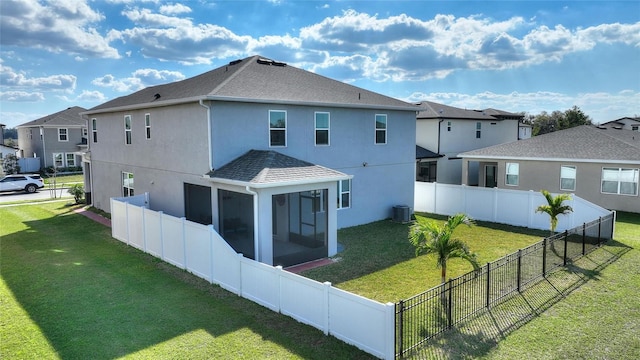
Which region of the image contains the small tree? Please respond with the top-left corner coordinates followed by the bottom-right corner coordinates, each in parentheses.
top-left (67, 183), bottom-right (85, 204)
top-left (408, 213), bottom-right (480, 284)
top-left (536, 190), bottom-right (573, 236)
top-left (2, 154), bottom-right (20, 174)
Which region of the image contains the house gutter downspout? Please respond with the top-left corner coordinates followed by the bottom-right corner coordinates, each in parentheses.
top-left (198, 99), bottom-right (213, 171)
top-left (245, 186), bottom-right (260, 263)
top-left (40, 126), bottom-right (47, 168)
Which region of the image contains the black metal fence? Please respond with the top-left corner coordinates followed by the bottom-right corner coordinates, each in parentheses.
top-left (395, 213), bottom-right (615, 358)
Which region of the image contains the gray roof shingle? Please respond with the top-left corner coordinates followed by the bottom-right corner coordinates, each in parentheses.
top-left (17, 106), bottom-right (87, 128)
top-left (460, 125), bottom-right (640, 163)
top-left (207, 150), bottom-right (349, 187)
top-left (416, 145), bottom-right (442, 159)
top-left (85, 55), bottom-right (419, 114)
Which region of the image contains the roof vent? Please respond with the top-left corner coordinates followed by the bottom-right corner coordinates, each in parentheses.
top-left (257, 58), bottom-right (287, 67)
top-left (153, 93), bottom-right (161, 101)
top-left (229, 59), bottom-right (242, 65)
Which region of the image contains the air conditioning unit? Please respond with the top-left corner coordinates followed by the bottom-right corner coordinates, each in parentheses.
top-left (392, 205), bottom-right (411, 223)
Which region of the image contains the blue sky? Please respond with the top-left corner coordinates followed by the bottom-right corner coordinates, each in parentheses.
top-left (1, 0), bottom-right (639, 129)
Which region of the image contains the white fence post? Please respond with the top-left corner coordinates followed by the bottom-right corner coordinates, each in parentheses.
top-left (323, 282), bottom-right (331, 335)
top-left (385, 302), bottom-right (395, 360)
top-left (181, 217), bottom-right (187, 270)
top-left (209, 225), bottom-right (215, 284)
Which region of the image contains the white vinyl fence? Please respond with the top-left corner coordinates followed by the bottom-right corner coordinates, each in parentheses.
top-left (415, 182), bottom-right (613, 231)
top-left (110, 195), bottom-right (395, 360)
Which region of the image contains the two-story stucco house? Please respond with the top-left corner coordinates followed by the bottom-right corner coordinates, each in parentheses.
top-left (415, 101), bottom-right (523, 185)
top-left (82, 55), bottom-right (419, 267)
top-left (459, 125), bottom-right (640, 213)
top-left (16, 106), bottom-right (88, 171)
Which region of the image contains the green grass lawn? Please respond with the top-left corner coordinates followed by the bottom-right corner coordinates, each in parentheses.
top-left (0, 203), bottom-right (373, 359)
top-left (302, 214), bottom-right (549, 303)
top-left (2, 202), bottom-right (637, 359)
top-left (42, 173), bottom-right (84, 185)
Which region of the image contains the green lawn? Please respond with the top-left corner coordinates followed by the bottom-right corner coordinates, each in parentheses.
top-left (42, 173), bottom-right (84, 185)
top-left (2, 203), bottom-right (637, 359)
top-left (0, 203), bottom-right (373, 359)
top-left (302, 214), bottom-right (549, 303)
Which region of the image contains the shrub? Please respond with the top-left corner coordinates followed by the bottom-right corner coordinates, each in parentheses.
top-left (67, 183), bottom-right (85, 204)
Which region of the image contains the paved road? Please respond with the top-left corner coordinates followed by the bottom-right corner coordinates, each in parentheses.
top-left (0, 188), bottom-right (72, 204)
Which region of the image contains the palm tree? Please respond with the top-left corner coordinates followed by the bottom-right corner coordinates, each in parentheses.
top-left (408, 213), bottom-right (480, 284)
top-left (535, 190), bottom-right (573, 236)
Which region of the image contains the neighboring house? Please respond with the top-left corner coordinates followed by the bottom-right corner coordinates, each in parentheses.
top-left (415, 101), bottom-right (523, 185)
top-left (599, 117), bottom-right (640, 131)
top-left (81, 55), bottom-right (419, 267)
top-left (518, 122), bottom-right (532, 140)
top-left (459, 125), bottom-right (640, 213)
top-left (16, 106), bottom-right (88, 171)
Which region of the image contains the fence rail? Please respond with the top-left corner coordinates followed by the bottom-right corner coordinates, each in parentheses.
top-left (395, 212), bottom-right (615, 358)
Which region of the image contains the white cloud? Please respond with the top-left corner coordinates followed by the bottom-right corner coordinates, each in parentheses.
top-left (0, 0), bottom-right (119, 59)
top-left (159, 3), bottom-right (192, 15)
top-left (91, 68), bottom-right (186, 92)
top-left (0, 91), bottom-right (45, 102)
top-left (0, 64), bottom-right (76, 92)
top-left (59, 90), bottom-right (108, 103)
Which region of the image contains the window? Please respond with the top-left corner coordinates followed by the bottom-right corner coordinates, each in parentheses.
top-left (53, 153), bottom-right (64, 168)
top-left (337, 179), bottom-right (351, 209)
top-left (269, 110), bottom-right (286, 147)
top-left (602, 168), bottom-right (639, 196)
top-left (476, 122), bottom-right (482, 139)
top-left (58, 128), bottom-right (68, 142)
top-left (632, 125), bottom-right (639, 131)
top-left (124, 115), bottom-right (132, 144)
top-left (505, 162), bottom-right (519, 186)
top-left (122, 172), bottom-right (134, 197)
top-left (560, 165), bottom-right (576, 191)
top-left (375, 114), bottom-right (387, 144)
top-left (145, 113), bottom-right (151, 139)
top-left (92, 118), bottom-right (97, 143)
top-left (29, 129), bottom-right (33, 140)
top-left (66, 153), bottom-right (76, 167)
top-left (315, 112), bottom-right (330, 146)
top-left (82, 127), bottom-right (88, 138)
top-left (447, 121), bottom-right (452, 132)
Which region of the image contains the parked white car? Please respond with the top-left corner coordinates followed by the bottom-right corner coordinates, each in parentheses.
top-left (0, 174), bottom-right (45, 193)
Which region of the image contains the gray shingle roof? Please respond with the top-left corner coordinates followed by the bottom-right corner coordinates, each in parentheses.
top-left (17, 106), bottom-right (87, 128)
top-left (460, 125), bottom-right (640, 163)
top-left (85, 55), bottom-right (419, 114)
top-left (416, 101), bottom-right (500, 120)
top-left (416, 145), bottom-right (442, 159)
top-left (207, 150), bottom-right (349, 187)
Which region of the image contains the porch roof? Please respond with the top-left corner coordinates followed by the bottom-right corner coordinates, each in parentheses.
top-left (205, 150), bottom-right (351, 188)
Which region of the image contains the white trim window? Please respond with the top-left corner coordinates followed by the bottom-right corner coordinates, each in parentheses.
top-left (505, 162), bottom-right (519, 186)
top-left (315, 112), bottom-right (330, 146)
top-left (58, 128), bottom-right (68, 142)
top-left (124, 115), bottom-right (132, 145)
top-left (476, 122), bottom-right (482, 139)
top-left (122, 172), bottom-right (134, 197)
top-left (66, 153), bottom-right (76, 167)
top-left (53, 153), bottom-right (64, 168)
top-left (560, 165), bottom-right (576, 191)
top-left (337, 179), bottom-right (351, 209)
top-left (92, 118), bottom-right (97, 143)
top-left (269, 110), bottom-right (286, 147)
top-left (145, 113), bottom-right (151, 139)
top-left (601, 167), bottom-right (639, 196)
top-left (375, 114), bottom-right (387, 144)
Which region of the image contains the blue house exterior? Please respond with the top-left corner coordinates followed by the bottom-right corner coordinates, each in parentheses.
top-left (83, 55), bottom-right (419, 267)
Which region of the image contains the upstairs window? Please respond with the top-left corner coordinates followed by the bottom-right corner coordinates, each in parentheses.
top-left (124, 115), bottom-right (132, 145)
top-left (560, 165), bottom-right (576, 191)
top-left (447, 121), bottom-right (452, 132)
top-left (506, 162), bottom-right (519, 186)
top-left (476, 122), bottom-right (482, 138)
top-left (58, 128), bottom-right (68, 142)
top-left (375, 114), bottom-right (387, 144)
top-left (315, 112), bottom-right (330, 146)
top-left (338, 179), bottom-right (351, 209)
top-left (602, 168), bottom-right (639, 196)
top-left (92, 118), bottom-right (97, 143)
top-left (269, 110), bottom-right (286, 147)
top-left (122, 172), bottom-right (134, 197)
top-left (145, 113), bottom-right (151, 139)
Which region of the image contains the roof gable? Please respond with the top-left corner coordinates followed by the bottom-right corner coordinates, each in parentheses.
top-left (86, 55), bottom-right (419, 114)
top-left (207, 150), bottom-right (349, 187)
top-left (17, 106), bottom-right (87, 128)
top-left (416, 101), bottom-right (511, 121)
